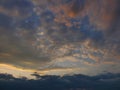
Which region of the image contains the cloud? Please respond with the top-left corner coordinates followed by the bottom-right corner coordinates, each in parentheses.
top-left (0, 13), bottom-right (13, 29)
top-left (0, 73), bottom-right (120, 90)
top-left (0, 0), bottom-right (33, 18)
top-left (0, 0), bottom-right (119, 76)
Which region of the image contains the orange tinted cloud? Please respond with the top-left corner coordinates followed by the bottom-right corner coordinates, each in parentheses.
top-left (0, 64), bottom-right (36, 79)
top-left (50, 0), bottom-right (118, 30)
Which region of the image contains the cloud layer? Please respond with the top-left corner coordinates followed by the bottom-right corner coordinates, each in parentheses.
top-left (0, 0), bottom-right (120, 76)
top-left (0, 73), bottom-right (120, 90)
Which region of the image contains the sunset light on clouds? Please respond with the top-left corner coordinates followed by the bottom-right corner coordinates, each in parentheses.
top-left (0, 0), bottom-right (120, 90)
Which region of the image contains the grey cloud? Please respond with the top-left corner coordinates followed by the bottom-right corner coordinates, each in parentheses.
top-left (0, 0), bottom-right (33, 18)
top-left (0, 13), bottom-right (13, 29)
top-left (0, 0), bottom-right (119, 75)
top-left (0, 73), bottom-right (120, 90)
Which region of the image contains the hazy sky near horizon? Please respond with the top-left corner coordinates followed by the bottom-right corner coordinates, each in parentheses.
top-left (0, 0), bottom-right (120, 79)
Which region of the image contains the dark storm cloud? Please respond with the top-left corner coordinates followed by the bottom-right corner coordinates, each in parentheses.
top-left (0, 73), bottom-right (120, 90)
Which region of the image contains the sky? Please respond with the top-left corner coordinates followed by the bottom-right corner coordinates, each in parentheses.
top-left (0, 0), bottom-right (120, 79)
